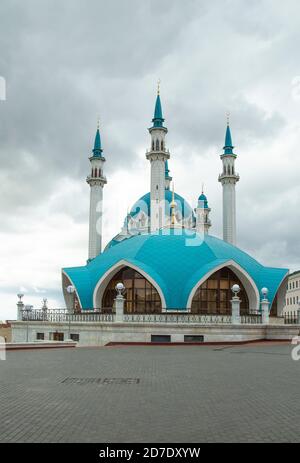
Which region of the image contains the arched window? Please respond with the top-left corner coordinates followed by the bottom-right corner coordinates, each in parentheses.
top-left (156, 139), bottom-right (159, 150)
top-left (161, 140), bottom-right (164, 150)
top-left (91, 168), bottom-right (94, 177)
top-left (152, 141), bottom-right (154, 151)
top-left (191, 267), bottom-right (249, 315)
top-left (102, 266), bottom-right (162, 313)
top-left (95, 168), bottom-right (98, 178)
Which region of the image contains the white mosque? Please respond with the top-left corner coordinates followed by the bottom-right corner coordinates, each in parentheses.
top-left (61, 87), bottom-right (288, 317)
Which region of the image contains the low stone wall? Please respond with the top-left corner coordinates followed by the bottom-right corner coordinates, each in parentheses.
top-left (4, 341), bottom-right (77, 350)
top-left (11, 320), bottom-right (300, 347)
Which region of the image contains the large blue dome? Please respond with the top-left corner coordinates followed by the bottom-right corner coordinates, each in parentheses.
top-left (63, 231), bottom-right (288, 310)
top-left (130, 191), bottom-right (195, 220)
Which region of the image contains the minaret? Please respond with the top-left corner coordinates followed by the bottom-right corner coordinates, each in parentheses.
top-left (218, 116), bottom-right (239, 245)
top-left (165, 160), bottom-right (172, 190)
top-left (196, 189), bottom-right (211, 235)
top-left (146, 82), bottom-right (170, 231)
top-left (86, 122), bottom-right (107, 259)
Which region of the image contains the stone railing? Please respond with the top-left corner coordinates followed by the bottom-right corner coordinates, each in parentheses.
top-left (19, 309), bottom-right (263, 325)
top-left (20, 309), bottom-right (115, 323)
top-left (123, 313), bottom-right (232, 324)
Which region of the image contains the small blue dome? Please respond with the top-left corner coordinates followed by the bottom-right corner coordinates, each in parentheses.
top-left (198, 193), bottom-right (208, 208)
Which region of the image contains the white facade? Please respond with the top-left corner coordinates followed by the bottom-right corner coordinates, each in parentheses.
top-left (283, 270), bottom-right (300, 312)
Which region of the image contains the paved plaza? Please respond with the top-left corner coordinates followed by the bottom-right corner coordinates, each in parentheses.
top-left (0, 343), bottom-right (299, 443)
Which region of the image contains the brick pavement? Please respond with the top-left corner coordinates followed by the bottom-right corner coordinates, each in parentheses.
top-left (0, 343), bottom-right (299, 443)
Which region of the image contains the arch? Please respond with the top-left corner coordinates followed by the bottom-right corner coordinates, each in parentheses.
top-left (102, 266), bottom-right (162, 313)
top-left (186, 260), bottom-right (259, 312)
top-left (190, 267), bottom-right (249, 314)
top-left (161, 140), bottom-right (164, 150)
top-left (95, 168), bottom-right (98, 178)
top-left (156, 139), bottom-right (159, 150)
top-left (152, 141), bottom-right (154, 151)
top-left (93, 260), bottom-right (167, 309)
top-left (62, 270), bottom-right (83, 310)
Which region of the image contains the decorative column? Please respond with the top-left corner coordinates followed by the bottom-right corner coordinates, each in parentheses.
top-left (114, 283), bottom-right (125, 323)
top-left (231, 284), bottom-right (241, 324)
top-left (17, 293), bottom-right (24, 320)
top-left (218, 116), bottom-right (239, 245)
top-left (146, 84), bottom-right (170, 231)
top-left (261, 287), bottom-right (270, 324)
top-left (87, 122), bottom-right (107, 260)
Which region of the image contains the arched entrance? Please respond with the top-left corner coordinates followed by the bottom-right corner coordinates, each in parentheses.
top-left (191, 267), bottom-right (249, 315)
top-left (102, 266), bottom-right (162, 313)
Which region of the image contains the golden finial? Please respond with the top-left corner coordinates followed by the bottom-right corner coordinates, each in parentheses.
top-left (201, 182), bottom-right (204, 194)
top-left (157, 78), bottom-right (161, 95)
top-left (226, 111), bottom-right (230, 126)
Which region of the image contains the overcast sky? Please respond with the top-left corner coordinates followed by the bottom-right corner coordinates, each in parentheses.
top-left (1, 0), bottom-right (300, 320)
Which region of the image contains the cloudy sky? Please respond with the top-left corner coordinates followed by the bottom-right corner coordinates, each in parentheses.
top-left (1, 0), bottom-right (300, 320)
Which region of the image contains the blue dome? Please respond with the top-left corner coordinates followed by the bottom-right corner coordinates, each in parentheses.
top-left (63, 231), bottom-right (288, 310)
top-left (198, 193), bottom-right (209, 208)
top-left (130, 191), bottom-right (195, 220)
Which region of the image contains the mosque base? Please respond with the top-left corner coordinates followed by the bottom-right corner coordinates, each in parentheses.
top-left (11, 321), bottom-right (299, 347)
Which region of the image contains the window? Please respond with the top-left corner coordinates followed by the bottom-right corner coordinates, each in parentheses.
top-left (156, 139), bottom-right (159, 150)
top-left (50, 332), bottom-right (64, 341)
top-left (102, 266), bottom-right (162, 313)
top-left (151, 335), bottom-right (171, 343)
top-left (191, 267), bottom-right (249, 315)
top-left (36, 332), bottom-right (44, 340)
top-left (70, 333), bottom-right (79, 342)
top-left (296, 281), bottom-right (298, 288)
top-left (184, 335), bottom-right (204, 343)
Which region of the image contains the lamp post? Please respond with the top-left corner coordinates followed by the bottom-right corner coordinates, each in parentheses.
top-left (42, 298), bottom-right (48, 321)
top-left (231, 284), bottom-right (241, 324)
top-left (66, 285), bottom-right (75, 340)
top-left (24, 304), bottom-right (33, 342)
top-left (261, 287), bottom-right (270, 324)
top-left (17, 293), bottom-right (24, 320)
top-left (115, 282), bottom-right (125, 323)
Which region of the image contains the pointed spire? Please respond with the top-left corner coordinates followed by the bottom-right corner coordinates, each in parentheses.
top-left (92, 119), bottom-right (103, 157)
top-left (223, 112), bottom-right (234, 155)
top-left (152, 81), bottom-right (165, 128)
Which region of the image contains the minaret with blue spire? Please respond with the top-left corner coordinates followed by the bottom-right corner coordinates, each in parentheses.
top-left (146, 82), bottom-right (170, 231)
top-left (218, 114), bottom-right (239, 245)
top-left (195, 188), bottom-right (211, 235)
top-left (86, 121), bottom-right (107, 259)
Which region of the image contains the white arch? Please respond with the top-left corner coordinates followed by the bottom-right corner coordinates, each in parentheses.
top-left (61, 270), bottom-right (83, 309)
top-left (93, 259), bottom-right (167, 309)
top-left (186, 260), bottom-right (260, 312)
